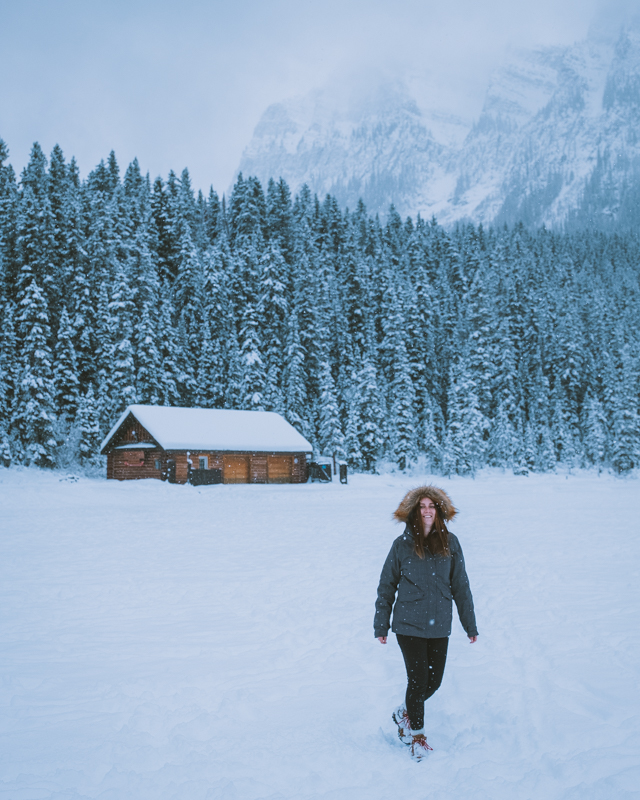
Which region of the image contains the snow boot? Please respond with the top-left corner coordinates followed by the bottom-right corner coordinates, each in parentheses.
top-left (410, 733), bottom-right (433, 761)
top-left (392, 705), bottom-right (412, 745)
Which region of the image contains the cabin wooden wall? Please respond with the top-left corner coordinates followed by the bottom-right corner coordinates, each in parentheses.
top-left (110, 414), bottom-right (157, 448)
top-left (107, 449), bottom-right (308, 484)
top-left (107, 449), bottom-right (164, 481)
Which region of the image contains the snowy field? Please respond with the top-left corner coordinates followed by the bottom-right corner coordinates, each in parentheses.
top-left (1, 468), bottom-right (639, 800)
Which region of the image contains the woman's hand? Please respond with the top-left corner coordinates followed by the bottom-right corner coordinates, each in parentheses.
top-left (468, 635), bottom-right (478, 643)
top-left (377, 636), bottom-right (387, 644)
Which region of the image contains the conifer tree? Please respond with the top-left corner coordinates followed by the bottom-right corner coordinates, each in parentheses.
top-left (611, 344), bottom-right (639, 474)
top-left (12, 279), bottom-right (57, 467)
top-left (317, 360), bottom-right (345, 461)
top-left (282, 310), bottom-right (311, 439)
top-left (17, 144), bottom-right (56, 304)
top-left (156, 296), bottom-right (181, 407)
top-left (443, 355), bottom-right (487, 476)
top-left (356, 355), bottom-right (385, 472)
top-left (550, 388), bottom-right (579, 467)
top-left (239, 302), bottom-right (266, 410)
top-left (258, 241), bottom-right (288, 412)
top-left (0, 140), bottom-right (18, 284)
top-left (0, 425), bottom-right (11, 467)
top-left (224, 332), bottom-right (244, 409)
top-left (0, 296), bottom-right (17, 424)
top-left (132, 236), bottom-right (162, 405)
top-left (108, 265), bottom-right (137, 414)
top-left (77, 385), bottom-right (103, 465)
top-left (422, 391), bottom-right (444, 472)
top-left (53, 306), bottom-right (80, 420)
top-left (389, 336), bottom-right (417, 470)
top-left (582, 393), bottom-right (608, 468)
top-left (343, 384), bottom-right (363, 469)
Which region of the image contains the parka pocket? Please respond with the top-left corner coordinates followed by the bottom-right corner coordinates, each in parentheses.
top-left (397, 576), bottom-right (425, 602)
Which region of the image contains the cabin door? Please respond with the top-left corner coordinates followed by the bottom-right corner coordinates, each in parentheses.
top-left (267, 455), bottom-right (292, 483)
top-left (166, 459), bottom-right (176, 484)
top-left (223, 456), bottom-right (249, 483)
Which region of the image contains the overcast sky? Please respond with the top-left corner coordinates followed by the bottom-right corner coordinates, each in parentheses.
top-left (0, 0), bottom-right (619, 193)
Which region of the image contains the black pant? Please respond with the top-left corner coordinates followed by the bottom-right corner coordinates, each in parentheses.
top-left (396, 634), bottom-right (449, 730)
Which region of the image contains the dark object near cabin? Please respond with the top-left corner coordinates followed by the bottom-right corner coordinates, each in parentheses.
top-left (339, 464), bottom-right (348, 484)
top-left (190, 468), bottom-right (223, 486)
top-left (308, 462), bottom-right (332, 482)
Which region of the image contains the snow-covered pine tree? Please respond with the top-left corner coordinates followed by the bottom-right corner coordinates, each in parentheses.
top-left (0, 295), bottom-right (17, 424)
top-left (488, 399), bottom-right (520, 469)
top-left (197, 247), bottom-right (231, 408)
top-left (356, 354), bottom-right (385, 473)
top-left (173, 227), bottom-right (202, 403)
top-left (523, 421), bottom-right (537, 472)
top-left (156, 295), bottom-right (181, 407)
top-left (550, 387), bottom-right (579, 468)
top-left (610, 343), bottom-right (639, 474)
top-left (131, 235), bottom-right (162, 405)
top-left (76, 384), bottom-right (103, 466)
top-left (224, 330), bottom-right (244, 410)
top-left (343, 382), bottom-right (363, 470)
top-left (239, 302), bottom-right (266, 410)
top-left (0, 424), bottom-right (11, 467)
top-left (0, 285), bottom-right (15, 467)
top-left (257, 241), bottom-right (288, 412)
top-left (422, 391), bottom-right (444, 472)
top-left (316, 359), bottom-right (345, 462)
top-left (108, 265), bottom-right (137, 416)
top-left (12, 278), bottom-right (57, 467)
top-left (195, 316), bottom-right (224, 408)
top-left (282, 310), bottom-right (311, 440)
top-left (266, 177), bottom-right (294, 263)
top-left (389, 335), bottom-right (417, 470)
top-left (0, 140), bottom-right (18, 284)
top-left (443, 355), bottom-right (487, 476)
top-left (581, 393), bottom-right (608, 469)
top-left (16, 144), bottom-right (56, 311)
top-left (53, 306), bottom-right (80, 421)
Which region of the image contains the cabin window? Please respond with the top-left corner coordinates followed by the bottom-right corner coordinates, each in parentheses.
top-left (154, 459), bottom-right (161, 470)
top-left (199, 456), bottom-right (208, 470)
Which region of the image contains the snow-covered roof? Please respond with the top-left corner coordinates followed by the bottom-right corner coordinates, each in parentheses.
top-left (100, 405), bottom-right (313, 454)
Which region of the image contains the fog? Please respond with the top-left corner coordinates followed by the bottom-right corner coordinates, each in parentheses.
top-left (0, 0), bottom-right (617, 192)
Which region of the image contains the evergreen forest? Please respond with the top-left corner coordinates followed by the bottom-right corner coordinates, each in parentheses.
top-left (0, 140), bottom-right (639, 475)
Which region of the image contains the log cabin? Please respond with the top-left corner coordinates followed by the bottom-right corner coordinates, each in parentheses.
top-left (100, 405), bottom-right (313, 484)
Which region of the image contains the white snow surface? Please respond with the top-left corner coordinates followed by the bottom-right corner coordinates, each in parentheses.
top-left (1, 468), bottom-right (639, 800)
top-left (100, 405), bottom-right (313, 454)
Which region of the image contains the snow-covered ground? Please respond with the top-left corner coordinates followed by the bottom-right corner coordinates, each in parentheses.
top-left (1, 468), bottom-right (639, 800)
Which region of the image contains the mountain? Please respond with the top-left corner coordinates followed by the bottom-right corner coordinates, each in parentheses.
top-left (237, 12), bottom-right (640, 229)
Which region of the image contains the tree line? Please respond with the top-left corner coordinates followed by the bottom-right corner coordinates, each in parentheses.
top-left (0, 140), bottom-right (638, 474)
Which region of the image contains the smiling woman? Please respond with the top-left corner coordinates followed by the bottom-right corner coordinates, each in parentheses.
top-left (374, 485), bottom-right (478, 761)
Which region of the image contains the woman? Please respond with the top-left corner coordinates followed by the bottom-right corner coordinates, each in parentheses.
top-left (374, 485), bottom-right (478, 760)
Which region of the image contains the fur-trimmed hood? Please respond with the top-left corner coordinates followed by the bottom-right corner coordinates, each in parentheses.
top-left (393, 485), bottom-right (457, 523)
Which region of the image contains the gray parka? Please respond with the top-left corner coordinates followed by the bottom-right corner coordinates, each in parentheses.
top-left (374, 529), bottom-right (478, 639)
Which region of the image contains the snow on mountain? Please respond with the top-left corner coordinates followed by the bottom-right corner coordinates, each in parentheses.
top-left (237, 13), bottom-right (640, 229)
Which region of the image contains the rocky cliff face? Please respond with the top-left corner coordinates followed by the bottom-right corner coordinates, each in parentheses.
top-left (237, 13), bottom-right (640, 229)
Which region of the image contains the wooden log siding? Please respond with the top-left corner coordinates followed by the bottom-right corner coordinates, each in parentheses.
top-left (110, 414), bottom-right (159, 449)
top-left (107, 451), bottom-right (308, 483)
top-left (107, 448), bottom-right (164, 481)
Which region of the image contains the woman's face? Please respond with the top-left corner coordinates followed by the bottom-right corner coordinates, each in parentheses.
top-left (419, 498), bottom-right (437, 533)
